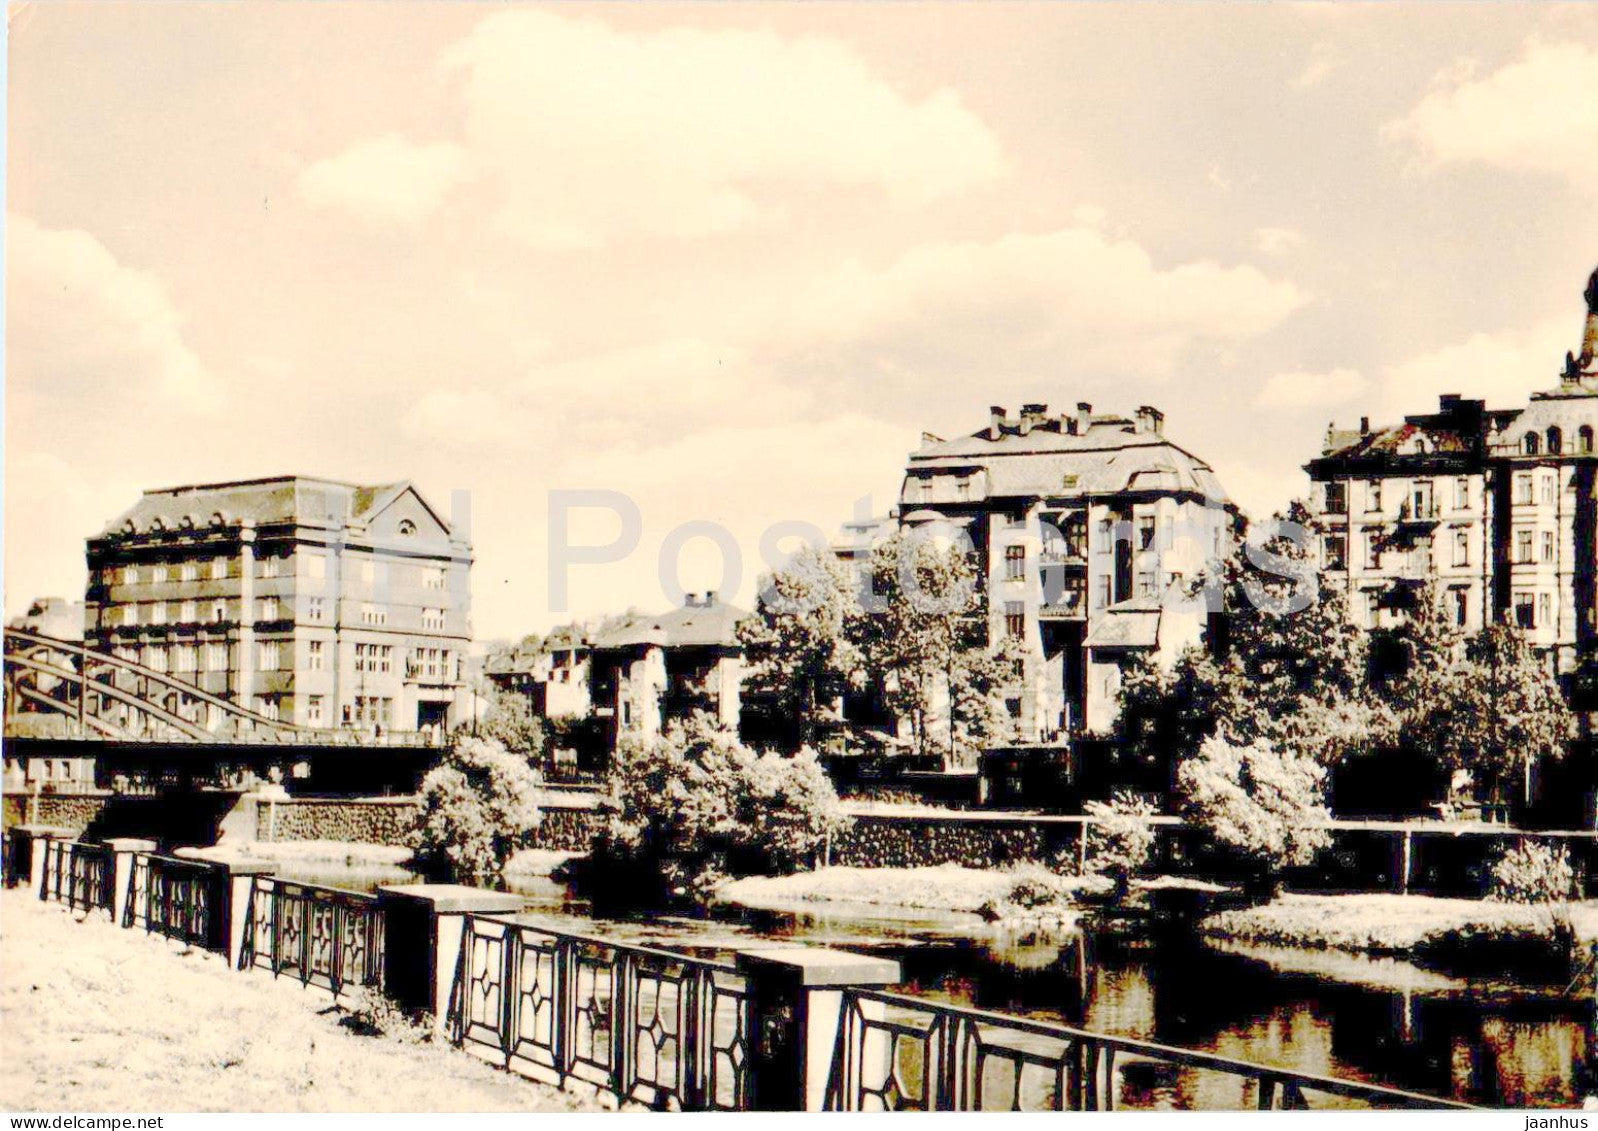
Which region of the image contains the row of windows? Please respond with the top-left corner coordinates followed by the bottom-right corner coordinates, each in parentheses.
top-left (105, 596), bottom-right (456, 629)
top-left (1328, 526), bottom-right (1564, 571)
top-left (110, 555), bottom-right (449, 589)
top-left (1326, 468), bottom-right (1576, 515)
top-left (1521, 425), bottom-right (1594, 456)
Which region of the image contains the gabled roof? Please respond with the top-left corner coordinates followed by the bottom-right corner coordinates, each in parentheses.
top-left (590, 597), bottom-right (749, 650)
top-left (1083, 595), bottom-right (1164, 650)
top-left (96, 476), bottom-right (453, 537)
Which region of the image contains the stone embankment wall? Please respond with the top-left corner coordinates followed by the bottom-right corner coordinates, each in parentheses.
top-left (253, 793), bottom-right (605, 851)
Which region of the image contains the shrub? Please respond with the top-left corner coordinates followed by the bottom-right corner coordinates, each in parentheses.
top-left (1176, 734), bottom-right (1331, 900)
top-left (587, 713), bottom-right (847, 908)
top-left (408, 736), bottom-right (543, 885)
top-left (1488, 840), bottom-right (1580, 905)
top-left (463, 688), bottom-right (548, 766)
top-left (1083, 790), bottom-right (1159, 900)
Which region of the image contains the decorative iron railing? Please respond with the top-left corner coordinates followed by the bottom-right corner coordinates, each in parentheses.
top-left (450, 915), bottom-right (752, 1111)
top-left (124, 852), bottom-right (224, 950)
top-left (824, 989), bottom-right (1471, 1112)
top-left (242, 876), bottom-right (384, 996)
top-left (38, 839), bottom-right (114, 917)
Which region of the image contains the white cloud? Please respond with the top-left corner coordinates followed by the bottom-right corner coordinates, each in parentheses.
top-left (5, 213), bottom-right (218, 413)
top-left (784, 225), bottom-right (1310, 384)
top-left (1385, 39), bottom-right (1598, 194)
top-left (1375, 317), bottom-right (1574, 418)
top-left (1256, 367), bottom-right (1368, 409)
top-left (1255, 227), bottom-right (1306, 256)
top-left (438, 9), bottom-right (1005, 247)
top-left (297, 133), bottom-right (469, 224)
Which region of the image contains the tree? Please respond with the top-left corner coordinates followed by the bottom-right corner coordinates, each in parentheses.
top-left (848, 530), bottom-right (998, 765)
top-left (466, 686), bottom-right (549, 766)
top-left (1176, 733), bottom-right (1332, 899)
top-left (1405, 624), bottom-right (1573, 806)
top-left (586, 713), bottom-right (846, 908)
top-left (409, 736), bottom-right (544, 885)
top-left (949, 637), bottom-right (1024, 770)
top-left (1082, 790), bottom-right (1159, 900)
top-left (738, 544), bottom-right (861, 748)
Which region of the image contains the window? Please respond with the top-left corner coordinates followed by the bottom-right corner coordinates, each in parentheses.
top-left (1064, 515), bottom-right (1087, 558)
top-left (1364, 532), bottom-right (1380, 570)
top-left (256, 596), bottom-right (280, 621)
top-left (1515, 473), bottom-right (1533, 505)
top-left (1548, 427), bottom-right (1563, 455)
top-left (150, 564), bottom-right (168, 584)
top-left (174, 646), bottom-right (197, 673)
top-left (206, 643), bottom-right (228, 671)
top-left (1094, 575), bottom-right (1111, 610)
top-left (1137, 516), bottom-right (1156, 551)
top-left (955, 479), bottom-right (971, 501)
top-left (1004, 545), bottom-right (1025, 581)
top-left (378, 645), bottom-right (393, 674)
top-left (258, 556), bottom-right (279, 579)
top-left (211, 601), bottom-right (227, 623)
top-left (210, 557), bottom-right (227, 580)
top-left (1514, 592), bottom-right (1536, 629)
top-left (148, 602), bottom-right (167, 626)
top-left (1516, 530), bottom-right (1533, 564)
top-left (302, 553), bottom-right (326, 581)
top-left (1524, 432), bottom-right (1541, 456)
top-left (254, 696), bottom-right (280, 722)
top-left (257, 641), bottom-right (281, 671)
top-left (1542, 531), bottom-right (1555, 562)
top-left (308, 641), bottom-right (325, 671)
top-left (1367, 481), bottom-right (1383, 512)
top-left (1452, 528), bottom-right (1469, 567)
top-left (122, 565), bottom-right (139, 585)
top-left (1582, 426), bottom-right (1595, 454)
top-left (1136, 570), bottom-right (1156, 597)
top-left (1543, 474), bottom-right (1557, 505)
top-left (180, 562), bottom-right (198, 582)
top-left (1538, 592), bottom-right (1552, 628)
top-left (360, 603), bottom-right (386, 626)
top-left (1454, 477), bottom-right (1470, 510)
top-left (180, 600), bottom-right (197, 623)
top-left (422, 607), bottom-right (445, 631)
top-left (308, 596), bottom-right (326, 622)
top-left (1452, 588), bottom-right (1469, 627)
top-left (121, 607), bottom-right (139, 627)
top-left (1004, 601), bottom-right (1025, 639)
top-left (398, 519), bottom-right (417, 536)
top-left (1324, 481), bottom-right (1347, 513)
top-left (1324, 533), bottom-right (1347, 571)
top-left (1365, 590), bottom-right (1381, 628)
top-left (307, 695), bottom-right (325, 726)
top-left (421, 566), bottom-right (445, 590)
top-left (1410, 481), bottom-right (1433, 519)
top-left (145, 645), bottom-right (168, 672)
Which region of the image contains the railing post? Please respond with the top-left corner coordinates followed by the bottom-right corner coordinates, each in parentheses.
top-left (735, 946), bottom-right (900, 1112)
top-left (206, 855), bottom-right (277, 969)
top-left (376, 884), bottom-right (521, 1040)
top-left (14, 824), bottom-right (70, 895)
top-left (105, 838), bottom-right (155, 926)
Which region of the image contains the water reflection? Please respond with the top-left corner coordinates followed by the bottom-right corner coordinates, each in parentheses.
top-left (278, 859), bottom-right (1591, 1108)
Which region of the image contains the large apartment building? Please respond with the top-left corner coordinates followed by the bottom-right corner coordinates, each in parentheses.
top-left (84, 476), bottom-right (474, 733)
top-left (1305, 267), bottom-right (1598, 675)
top-left (900, 402), bottom-right (1238, 736)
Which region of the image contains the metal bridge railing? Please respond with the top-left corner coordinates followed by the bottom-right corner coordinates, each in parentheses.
top-left (241, 876), bottom-right (384, 997)
top-left (123, 852), bottom-right (226, 950)
top-left (449, 915), bottom-right (753, 1111)
top-left (824, 988), bottom-right (1473, 1112)
top-left (38, 839), bottom-right (114, 918)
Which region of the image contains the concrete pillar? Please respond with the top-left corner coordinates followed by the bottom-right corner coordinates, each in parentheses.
top-left (105, 838), bottom-right (156, 925)
top-left (209, 857), bottom-right (277, 969)
top-left (377, 883), bottom-right (522, 1037)
top-left (14, 824), bottom-right (71, 894)
top-left (736, 945), bottom-right (901, 1112)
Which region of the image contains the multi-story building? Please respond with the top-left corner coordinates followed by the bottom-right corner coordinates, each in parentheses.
top-left (899, 402), bottom-right (1238, 736)
top-left (484, 623), bottom-right (593, 720)
top-left (1305, 267), bottom-right (1598, 675)
top-left (587, 592), bottom-right (746, 750)
top-left (84, 476), bottom-right (474, 733)
top-left (7, 596), bottom-right (85, 641)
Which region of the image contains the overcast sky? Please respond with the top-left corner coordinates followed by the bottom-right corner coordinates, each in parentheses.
top-left (6, 2), bottom-right (1597, 640)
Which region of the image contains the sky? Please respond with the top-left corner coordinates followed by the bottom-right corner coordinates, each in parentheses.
top-left (5, 2), bottom-right (1597, 641)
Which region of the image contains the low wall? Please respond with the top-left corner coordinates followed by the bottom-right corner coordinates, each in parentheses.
top-left (253, 793), bottom-right (605, 851)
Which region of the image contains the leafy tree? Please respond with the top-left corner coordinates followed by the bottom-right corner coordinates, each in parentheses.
top-left (1082, 790), bottom-right (1159, 900)
top-left (1404, 624), bottom-right (1572, 805)
top-left (949, 637), bottom-right (1024, 770)
top-left (464, 686), bottom-right (549, 767)
top-left (739, 544), bottom-right (861, 748)
top-left (1176, 733), bottom-right (1332, 899)
top-left (586, 713), bottom-right (846, 908)
top-left (409, 736), bottom-right (543, 885)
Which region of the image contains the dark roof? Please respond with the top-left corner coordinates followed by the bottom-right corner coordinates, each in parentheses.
top-left (97, 476), bottom-right (450, 537)
top-left (590, 598), bottom-right (748, 650)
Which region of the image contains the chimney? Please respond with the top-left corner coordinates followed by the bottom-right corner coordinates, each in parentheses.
top-left (1360, 416), bottom-right (1371, 435)
top-left (1135, 405), bottom-right (1165, 435)
top-left (1439, 394), bottom-right (1461, 413)
top-left (1018, 403), bottom-right (1047, 436)
top-left (1077, 402), bottom-right (1093, 419)
top-left (704, 590), bottom-right (718, 606)
top-left (989, 406), bottom-right (1007, 440)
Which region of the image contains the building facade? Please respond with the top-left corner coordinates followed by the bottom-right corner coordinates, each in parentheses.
top-left (899, 402), bottom-right (1238, 736)
top-left (1305, 268), bottom-right (1598, 676)
top-left (84, 476), bottom-right (474, 733)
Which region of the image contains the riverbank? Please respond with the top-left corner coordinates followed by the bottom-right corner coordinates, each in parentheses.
top-left (186, 840), bottom-right (575, 878)
top-left (0, 892), bottom-right (600, 1112)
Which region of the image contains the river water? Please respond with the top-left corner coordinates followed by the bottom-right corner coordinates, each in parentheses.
top-left (278, 860), bottom-right (1593, 1108)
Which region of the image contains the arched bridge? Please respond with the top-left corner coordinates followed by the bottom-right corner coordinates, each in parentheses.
top-left (2, 628), bottom-right (442, 748)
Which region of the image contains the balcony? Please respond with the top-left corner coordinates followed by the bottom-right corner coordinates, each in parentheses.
top-left (1037, 591), bottom-right (1087, 620)
top-left (1397, 498), bottom-right (1440, 529)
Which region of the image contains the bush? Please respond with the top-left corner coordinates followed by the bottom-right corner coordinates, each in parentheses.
top-left (463, 689), bottom-right (548, 766)
top-left (1083, 790), bottom-right (1159, 900)
top-left (1176, 734), bottom-right (1331, 900)
top-left (587, 713), bottom-right (847, 909)
top-left (1488, 840), bottom-right (1581, 905)
top-left (408, 736), bottom-right (543, 885)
